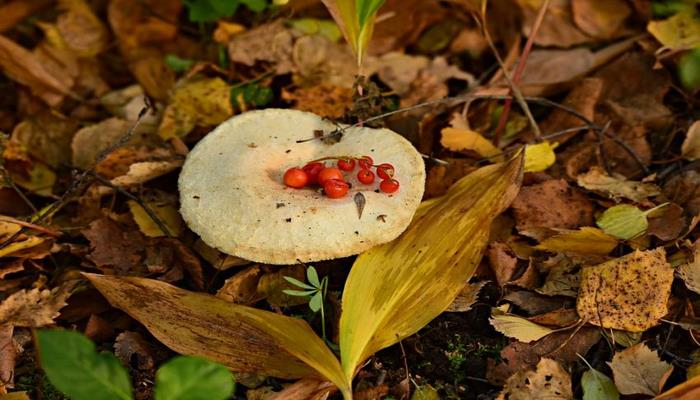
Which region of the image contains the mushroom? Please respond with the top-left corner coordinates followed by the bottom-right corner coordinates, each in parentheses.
top-left (178, 109), bottom-right (425, 264)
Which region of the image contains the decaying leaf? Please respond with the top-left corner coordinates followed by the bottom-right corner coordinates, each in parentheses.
top-left (446, 281), bottom-right (486, 312)
top-left (127, 200), bottom-right (183, 238)
top-left (340, 154), bottom-right (523, 386)
top-left (609, 343), bottom-right (673, 396)
top-left (536, 227), bottom-right (618, 256)
top-left (497, 358), bottom-right (573, 400)
top-left (157, 77), bottom-right (233, 140)
top-left (677, 250), bottom-right (700, 295)
top-left (655, 374), bottom-right (700, 400)
top-left (536, 258), bottom-right (581, 298)
top-left (0, 282), bottom-right (75, 327)
top-left (489, 312), bottom-right (554, 343)
top-left (577, 248), bottom-right (673, 332)
top-left (571, 0), bottom-right (631, 40)
top-left (524, 141), bottom-right (557, 173)
top-left (84, 274), bottom-right (351, 398)
top-left (681, 121), bottom-right (700, 161)
top-left (577, 167), bottom-right (661, 202)
top-left (108, 159), bottom-right (182, 188)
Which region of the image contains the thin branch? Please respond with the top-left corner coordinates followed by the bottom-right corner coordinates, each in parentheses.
top-left (90, 172), bottom-right (173, 238)
top-left (493, 0), bottom-right (550, 142)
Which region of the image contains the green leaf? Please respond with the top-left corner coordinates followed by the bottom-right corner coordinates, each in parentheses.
top-left (182, 0), bottom-right (267, 22)
top-left (36, 330), bottom-right (132, 400)
top-left (241, 0), bottom-right (267, 13)
top-left (356, 0), bottom-right (385, 29)
top-left (306, 266), bottom-right (320, 287)
top-left (680, 48), bottom-right (700, 90)
top-left (596, 204), bottom-right (648, 240)
top-left (230, 83), bottom-right (274, 110)
top-left (154, 356), bottom-right (235, 400)
top-left (283, 276), bottom-right (315, 290)
top-left (582, 368), bottom-right (620, 400)
top-left (282, 289), bottom-right (315, 297)
top-left (309, 292), bottom-right (323, 312)
top-left (164, 54), bottom-right (194, 73)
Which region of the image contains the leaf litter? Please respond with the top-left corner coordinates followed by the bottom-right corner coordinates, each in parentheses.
top-left (1, 0), bottom-right (700, 399)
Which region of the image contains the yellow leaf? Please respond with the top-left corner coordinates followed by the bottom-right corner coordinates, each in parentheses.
top-left (577, 248), bottom-right (673, 332)
top-left (127, 200), bottom-right (183, 238)
top-left (677, 250), bottom-right (700, 295)
top-left (655, 374), bottom-right (700, 400)
top-left (339, 154), bottom-right (523, 385)
top-left (535, 227), bottom-right (618, 255)
top-left (0, 236), bottom-right (45, 259)
top-left (648, 11), bottom-right (700, 51)
top-left (489, 313), bottom-right (554, 343)
top-left (440, 127), bottom-right (501, 160)
top-left (157, 77), bottom-right (233, 140)
top-left (84, 274), bottom-right (351, 398)
top-left (524, 141), bottom-right (558, 172)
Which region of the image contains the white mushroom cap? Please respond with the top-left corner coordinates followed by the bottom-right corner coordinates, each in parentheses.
top-left (178, 109), bottom-right (425, 264)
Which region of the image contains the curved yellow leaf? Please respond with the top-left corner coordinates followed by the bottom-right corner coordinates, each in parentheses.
top-left (535, 227), bottom-right (618, 255)
top-left (489, 314), bottom-right (554, 343)
top-left (339, 154), bottom-right (523, 383)
top-left (84, 274), bottom-right (350, 398)
top-left (524, 141), bottom-right (558, 172)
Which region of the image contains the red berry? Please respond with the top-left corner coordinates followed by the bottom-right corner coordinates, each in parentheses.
top-left (284, 167), bottom-right (309, 188)
top-left (380, 178), bottom-right (400, 193)
top-left (317, 167), bottom-right (345, 185)
top-left (358, 155), bottom-right (373, 170)
top-left (302, 162), bottom-right (324, 184)
top-left (337, 158), bottom-right (356, 171)
top-left (376, 163), bottom-right (395, 179)
top-left (357, 169), bottom-right (375, 184)
top-left (324, 179), bottom-right (349, 199)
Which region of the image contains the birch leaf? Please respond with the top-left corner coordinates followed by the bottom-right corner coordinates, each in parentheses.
top-left (524, 141), bottom-right (558, 172)
top-left (339, 154), bottom-right (523, 384)
top-left (582, 367), bottom-right (619, 400)
top-left (596, 204), bottom-right (648, 239)
top-left (84, 274), bottom-right (351, 398)
top-left (489, 313), bottom-right (554, 343)
top-left (609, 343), bottom-right (673, 396)
top-left (577, 167), bottom-right (661, 202)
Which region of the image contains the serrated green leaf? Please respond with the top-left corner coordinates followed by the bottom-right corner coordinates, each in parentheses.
top-left (36, 330), bottom-right (132, 400)
top-left (283, 276), bottom-right (315, 290)
top-left (339, 154), bottom-right (523, 387)
top-left (582, 368), bottom-right (619, 400)
top-left (306, 266), bottom-right (320, 287)
top-left (596, 204), bottom-right (648, 239)
top-left (309, 292), bottom-right (323, 312)
top-left (154, 356), bottom-right (235, 400)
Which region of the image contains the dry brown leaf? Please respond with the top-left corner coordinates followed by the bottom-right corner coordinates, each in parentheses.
top-left (488, 242), bottom-right (518, 286)
top-left (0, 282), bottom-right (75, 327)
top-left (577, 248), bottom-right (673, 332)
top-left (516, 0), bottom-right (591, 48)
top-left (282, 83), bottom-right (353, 119)
top-left (114, 331), bottom-right (155, 371)
top-left (577, 167), bottom-right (661, 203)
top-left (609, 343), bottom-right (673, 396)
top-left (536, 258), bottom-right (580, 297)
top-left (681, 121), bottom-right (700, 161)
top-left (497, 358), bottom-right (573, 400)
top-left (647, 203), bottom-right (686, 241)
top-left (229, 20), bottom-right (295, 74)
top-left (82, 218), bottom-right (145, 274)
top-left (446, 281), bottom-right (486, 312)
top-left (571, 0), bottom-right (631, 40)
top-left (677, 250), bottom-right (700, 295)
top-left (216, 265), bottom-right (265, 305)
top-left (56, 0), bottom-right (109, 57)
top-left (71, 118), bottom-right (151, 170)
top-left (511, 179), bottom-right (594, 239)
top-left (0, 325), bottom-right (15, 391)
top-left (109, 159), bottom-right (182, 188)
top-left (10, 113), bottom-right (78, 169)
top-left (540, 78), bottom-right (602, 144)
top-left (487, 327), bottom-right (600, 385)
top-left (655, 374), bottom-right (700, 400)
top-left (107, 0), bottom-right (178, 100)
top-left (0, 35), bottom-right (73, 106)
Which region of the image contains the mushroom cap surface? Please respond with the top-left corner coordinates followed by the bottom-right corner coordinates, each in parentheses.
top-left (179, 109), bottom-right (425, 264)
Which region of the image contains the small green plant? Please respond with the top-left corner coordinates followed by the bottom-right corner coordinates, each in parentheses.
top-left (164, 54), bottom-right (195, 73)
top-left (283, 265), bottom-right (330, 341)
top-left (34, 330), bottom-right (235, 400)
top-left (182, 0), bottom-right (268, 22)
top-left (230, 82), bottom-right (273, 111)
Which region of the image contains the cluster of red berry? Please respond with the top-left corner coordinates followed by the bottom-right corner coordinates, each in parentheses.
top-left (283, 155), bottom-right (400, 199)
